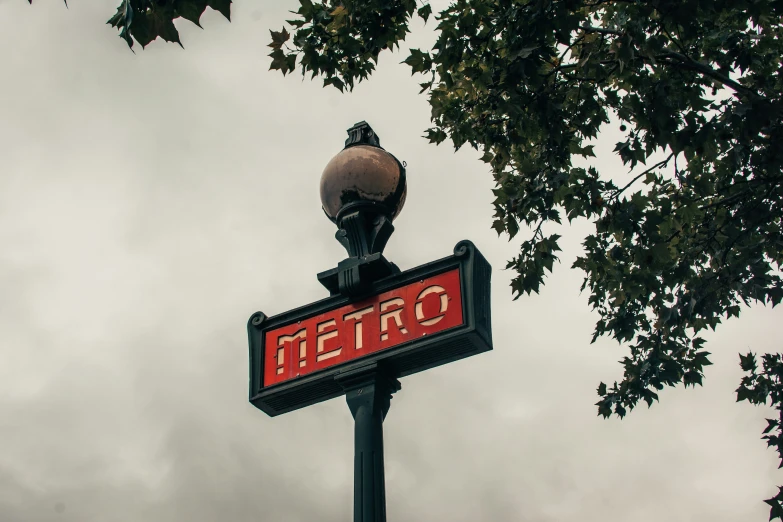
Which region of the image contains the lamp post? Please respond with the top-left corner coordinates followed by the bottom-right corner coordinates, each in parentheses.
top-left (246, 121), bottom-right (493, 522)
top-left (319, 121), bottom-right (407, 522)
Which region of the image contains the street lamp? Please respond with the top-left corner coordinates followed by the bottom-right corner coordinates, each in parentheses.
top-left (317, 121), bottom-right (407, 297)
top-left (247, 121), bottom-right (493, 522)
top-left (319, 121), bottom-right (406, 522)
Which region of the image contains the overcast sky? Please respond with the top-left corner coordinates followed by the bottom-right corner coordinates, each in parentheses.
top-left (0, 2), bottom-right (780, 521)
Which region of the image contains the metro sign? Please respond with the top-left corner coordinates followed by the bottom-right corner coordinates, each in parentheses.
top-left (263, 269), bottom-right (462, 387)
top-left (248, 240), bottom-right (492, 416)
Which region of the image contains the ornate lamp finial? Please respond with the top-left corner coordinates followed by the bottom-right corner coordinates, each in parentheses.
top-left (344, 121), bottom-right (381, 148)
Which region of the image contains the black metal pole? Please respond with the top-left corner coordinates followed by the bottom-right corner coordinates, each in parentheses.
top-left (336, 364), bottom-right (400, 522)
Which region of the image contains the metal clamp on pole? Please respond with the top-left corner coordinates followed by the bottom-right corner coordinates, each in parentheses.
top-left (335, 363), bottom-right (401, 522)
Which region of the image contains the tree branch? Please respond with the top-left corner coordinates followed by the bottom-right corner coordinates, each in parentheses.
top-left (580, 25), bottom-right (623, 36)
top-left (655, 51), bottom-right (762, 100)
top-left (611, 153), bottom-right (675, 201)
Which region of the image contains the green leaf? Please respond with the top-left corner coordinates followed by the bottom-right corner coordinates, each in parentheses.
top-left (740, 352), bottom-right (757, 373)
top-left (176, 0), bottom-right (209, 27)
top-left (269, 28), bottom-right (291, 49)
top-left (132, 9), bottom-right (180, 49)
top-left (403, 49), bottom-right (432, 74)
top-left (507, 217), bottom-right (519, 239)
top-left (766, 493), bottom-right (783, 521)
top-left (694, 351), bottom-right (712, 367)
top-left (736, 385), bottom-right (752, 403)
top-left (424, 128), bottom-right (447, 144)
top-left (269, 48), bottom-right (287, 71)
top-left (596, 398), bottom-right (613, 418)
top-left (207, 0), bottom-right (231, 21)
top-left (107, 0), bottom-right (134, 48)
top-left (285, 53), bottom-right (297, 73)
top-left (323, 77), bottom-right (345, 92)
top-left (417, 4), bottom-right (432, 23)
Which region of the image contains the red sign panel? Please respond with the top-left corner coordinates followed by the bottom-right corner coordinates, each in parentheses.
top-left (263, 269), bottom-right (463, 387)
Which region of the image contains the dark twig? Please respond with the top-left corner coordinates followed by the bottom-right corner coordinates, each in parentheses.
top-left (611, 153), bottom-right (676, 201)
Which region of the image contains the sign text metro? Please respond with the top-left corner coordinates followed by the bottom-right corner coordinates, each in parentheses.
top-left (264, 269), bottom-right (463, 387)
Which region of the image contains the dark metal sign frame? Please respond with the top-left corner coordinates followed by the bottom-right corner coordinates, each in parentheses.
top-left (248, 240), bottom-right (492, 417)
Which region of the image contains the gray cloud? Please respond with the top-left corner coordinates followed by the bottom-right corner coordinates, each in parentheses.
top-left (0, 1), bottom-right (778, 521)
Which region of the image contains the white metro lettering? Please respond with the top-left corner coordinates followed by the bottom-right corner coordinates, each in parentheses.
top-left (379, 297), bottom-right (408, 341)
top-left (316, 319), bottom-right (341, 362)
top-left (415, 285), bottom-right (449, 326)
top-left (264, 269), bottom-right (462, 386)
top-left (343, 306), bottom-right (374, 350)
top-left (276, 329), bottom-right (306, 374)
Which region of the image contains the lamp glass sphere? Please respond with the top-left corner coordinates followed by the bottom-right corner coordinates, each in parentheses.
top-left (320, 145), bottom-right (407, 223)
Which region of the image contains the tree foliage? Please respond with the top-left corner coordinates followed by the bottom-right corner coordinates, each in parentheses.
top-left (27, 0), bottom-right (783, 517)
top-left (29, 0), bottom-right (232, 49)
top-left (265, 2), bottom-right (783, 513)
top-left (740, 351), bottom-right (783, 519)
